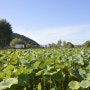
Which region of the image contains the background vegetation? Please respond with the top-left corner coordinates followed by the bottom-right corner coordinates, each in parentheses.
top-left (0, 48), bottom-right (90, 90)
top-left (0, 19), bottom-right (40, 49)
top-left (0, 18), bottom-right (90, 49)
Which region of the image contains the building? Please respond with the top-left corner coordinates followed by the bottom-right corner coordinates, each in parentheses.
top-left (14, 44), bottom-right (25, 49)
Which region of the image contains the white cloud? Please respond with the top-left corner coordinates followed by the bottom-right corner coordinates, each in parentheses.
top-left (13, 24), bottom-right (90, 45)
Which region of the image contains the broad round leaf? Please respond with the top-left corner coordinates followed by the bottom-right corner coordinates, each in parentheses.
top-left (68, 81), bottom-right (80, 90)
top-left (86, 73), bottom-right (90, 80)
top-left (50, 88), bottom-right (55, 90)
top-left (0, 78), bottom-right (18, 90)
top-left (73, 55), bottom-right (84, 65)
top-left (78, 68), bottom-right (86, 79)
top-left (80, 80), bottom-right (90, 88)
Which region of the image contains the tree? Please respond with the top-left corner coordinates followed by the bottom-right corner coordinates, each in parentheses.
top-left (83, 41), bottom-right (90, 48)
top-left (10, 38), bottom-right (25, 47)
top-left (57, 40), bottom-right (62, 48)
top-left (48, 43), bottom-right (52, 48)
top-left (0, 19), bottom-right (12, 48)
top-left (64, 42), bottom-right (74, 48)
top-left (26, 43), bottom-right (32, 48)
top-left (51, 43), bottom-right (57, 48)
top-left (63, 41), bottom-right (66, 47)
top-left (74, 45), bottom-right (82, 48)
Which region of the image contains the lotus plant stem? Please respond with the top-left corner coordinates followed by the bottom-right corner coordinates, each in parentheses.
top-left (50, 76), bottom-right (52, 89)
top-left (43, 74), bottom-right (45, 90)
top-left (53, 79), bottom-right (57, 90)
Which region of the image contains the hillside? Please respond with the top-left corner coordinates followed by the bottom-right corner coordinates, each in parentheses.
top-left (12, 33), bottom-right (40, 48)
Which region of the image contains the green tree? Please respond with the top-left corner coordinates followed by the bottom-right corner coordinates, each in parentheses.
top-left (0, 19), bottom-right (12, 48)
top-left (10, 38), bottom-right (25, 47)
top-left (26, 43), bottom-right (32, 48)
top-left (74, 45), bottom-right (82, 48)
top-left (48, 43), bottom-right (52, 48)
top-left (63, 41), bottom-right (66, 47)
top-left (51, 43), bottom-right (57, 48)
top-left (57, 40), bottom-right (62, 48)
top-left (83, 41), bottom-right (90, 48)
top-left (64, 42), bottom-right (74, 48)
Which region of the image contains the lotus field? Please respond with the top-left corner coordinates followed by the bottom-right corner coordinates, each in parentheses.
top-left (0, 48), bottom-right (90, 90)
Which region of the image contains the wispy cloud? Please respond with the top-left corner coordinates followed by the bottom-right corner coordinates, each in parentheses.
top-left (13, 24), bottom-right (90, 45)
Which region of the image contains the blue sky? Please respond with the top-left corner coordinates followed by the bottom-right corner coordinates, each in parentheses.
top-left (0, 0), bottom-right (90, 45)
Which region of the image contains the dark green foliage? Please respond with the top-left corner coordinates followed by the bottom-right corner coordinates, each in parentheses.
top-left (64, 42), bottom-right (74, 48)
top-left (10, 38), bottom-right (25, 47)
top-left (83, 40), bottom-right (90, 48)
top-left (0, 19), bottom-right (40, 49)
top-left (56, 40), bottom-right (62, 48)
top-left (51, 43), bottom-right (57, 48)
top-left (0, 48), bottom-right (90, 89)
top-left (12, 33), bottom-right (40, 48)
top-left (0, 19), bottom-right (12, 48)
top-left (63, 41), bottom-right (66, 47)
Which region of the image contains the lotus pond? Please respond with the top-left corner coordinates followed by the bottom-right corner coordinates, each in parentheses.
top-left (0, 48), bottom-right (90, 90)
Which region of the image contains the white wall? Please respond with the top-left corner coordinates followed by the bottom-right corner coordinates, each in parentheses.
top-left (15, 44), bottom-right (25, 48)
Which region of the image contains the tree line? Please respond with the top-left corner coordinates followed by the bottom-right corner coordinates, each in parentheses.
top-left (0, 19), bottom-right (39, 49)
top-left (0, 19), bottom-right (90, 49)
top-left (44, 40), bottom-right (90, 48)
top-left (0, 19), bottom-right (12, 48)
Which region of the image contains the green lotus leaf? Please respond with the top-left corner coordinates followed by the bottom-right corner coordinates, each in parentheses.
top-left (44, 67), bottom-right (59, 76)
top-left (18, 73), bottom-right (29, 86)
top-left (80, 80), bottom-right (90, 88)
top-left (78, 68), bottom-right (86, 79)
top-left (86, 62), bottom-right (90, 70)
top-left (3, 65), bottom-right (14, 72)
top-left (86, 73), bottom-right (90, 80)
top-left (0, 78), bottom-right (18, 90)
top-left (33, 61), bottom-right (41, 68)
top-left (68, 81), bottom-right (80, 90)
top-left (71, 69), bottom-right (80, 78)
top-left (73, 55), bottom-right (84, 65)
top-left (37, 83), bottom-right (42, 90)
top-left (50, 88), bottom-right (55, 90)
top-left (47, 65), bottom-right (53, 70)
top-left (36, 70), bottom-right (43, 76)
top-left (52, 71), bottom-right (65, 82)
